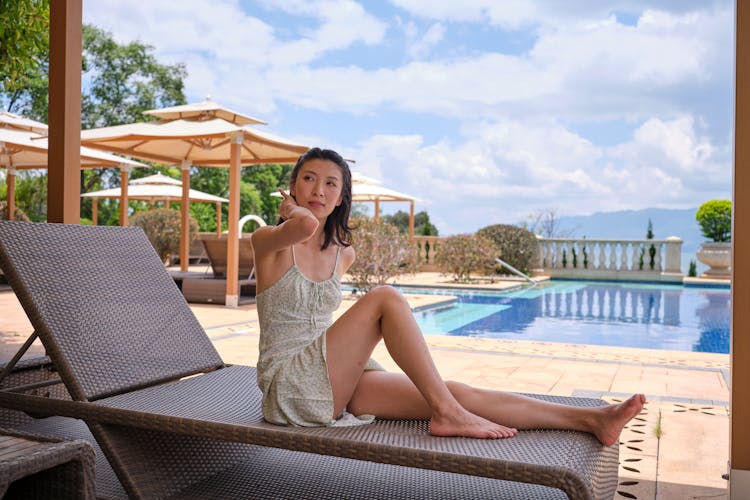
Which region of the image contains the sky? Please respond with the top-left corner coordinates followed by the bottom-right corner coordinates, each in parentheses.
top-left (83, 0), bottom-right (735, 235)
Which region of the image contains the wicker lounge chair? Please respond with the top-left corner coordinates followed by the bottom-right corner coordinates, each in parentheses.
top-left (0, 221), bottom-right (620, 499)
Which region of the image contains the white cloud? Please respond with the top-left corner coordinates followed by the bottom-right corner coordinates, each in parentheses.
top-left (352, 115), bottom-right (730, 234)
top-left (406, 23), bottom-right (446, 60)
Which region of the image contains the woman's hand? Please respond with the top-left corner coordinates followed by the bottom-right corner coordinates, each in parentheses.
top-left (278, 189), bottom-right (300, 220)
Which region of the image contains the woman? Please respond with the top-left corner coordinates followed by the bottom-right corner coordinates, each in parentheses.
top-left (251, 147), bottom-right (645, 443)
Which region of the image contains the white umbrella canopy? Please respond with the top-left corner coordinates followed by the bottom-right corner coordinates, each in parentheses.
top-left (0, 110), bottom-right (49, 134)
top-left (80, 99), bottom-right (309, 306)
top-left (82, 183), bottom-right (228, 203)
top-left (0, 126), bottom-right (147, 221)
top-left (129, 172), bottom-right (182, 186)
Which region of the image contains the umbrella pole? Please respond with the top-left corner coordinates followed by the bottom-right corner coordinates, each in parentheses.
top-left (6, 168), bottom-right (15, 221)
top-left (91, 198), bottom-right (98, 225)
top-left (225, 135), bottom-right (242, 307)
top-left (119, 166), bottom-right (129, 226)
top-left (180, 161), bottom-right (191, 271)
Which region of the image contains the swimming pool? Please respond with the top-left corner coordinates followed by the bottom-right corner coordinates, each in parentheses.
top-left (406, 280), bottom-right (730, 354)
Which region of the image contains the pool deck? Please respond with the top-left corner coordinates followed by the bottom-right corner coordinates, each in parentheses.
top-left (0, 273), bottom-right (730, 499)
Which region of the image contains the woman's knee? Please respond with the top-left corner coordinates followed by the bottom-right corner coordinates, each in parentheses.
top-left (367, 285), bottom-right (407, 308)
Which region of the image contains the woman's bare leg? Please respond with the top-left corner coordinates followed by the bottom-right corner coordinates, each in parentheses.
top-left (349, 371), bottom-right (646, 446)
top-left (325, 286), bottom-right (516, 439)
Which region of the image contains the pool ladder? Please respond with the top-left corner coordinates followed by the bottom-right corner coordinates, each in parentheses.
top-left (495, 258), bottom-right (538, 286)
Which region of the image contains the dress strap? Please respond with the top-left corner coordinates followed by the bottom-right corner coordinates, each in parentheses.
top-left (291, 244), bottom-right (297, 265)
top-left (331, 245), bottom-right (341, 278)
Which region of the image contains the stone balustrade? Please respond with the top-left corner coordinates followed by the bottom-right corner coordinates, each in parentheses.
top-left (535, 237), bottom-right (684, 282)
top-left (413, 235), bottom-right (684, 282)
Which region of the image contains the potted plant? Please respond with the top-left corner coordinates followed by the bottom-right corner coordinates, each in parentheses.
top-left (695, 199), bottom-right (732, 279)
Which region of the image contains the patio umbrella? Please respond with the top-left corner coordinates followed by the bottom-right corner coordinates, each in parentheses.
top-left (81, 174), bottom-right (228, 233)
top-left (351, 183), bottom-right (420, 238)
top-left (80, 99), bottom-right (309, 307)
top-left (0, 126), bottom-right (147, 220)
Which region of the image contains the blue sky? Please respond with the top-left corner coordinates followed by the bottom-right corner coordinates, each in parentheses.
top-left (83, 0), bottom-right (734, 235)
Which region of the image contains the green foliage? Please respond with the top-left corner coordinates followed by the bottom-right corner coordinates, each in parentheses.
top-left (381, 210), bottom-right (439, 236)
top-left (12, 171), bottom-right (47, 221)
top-left (80, 25), bottom-right (187, 128)
top-left (688, 260), bottom-right (697, 278)
top-left (0, 0), bottom-right (49, 115)
top-left (696, 199), bottom-right (732, 242)
top-left (348, 218), bottom-right (420, 292)
top-left (477, 224), bottom-right (538, 275)
top-left (435, 233), bottom-right (498, 282)
top-left (242, 163), bottom-right (294, 224)
top-left (130, 208), bottom-right (198, 263)
top-left (0, 200), bottom-right (31, 221)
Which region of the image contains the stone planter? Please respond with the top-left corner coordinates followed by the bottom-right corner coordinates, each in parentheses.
top-left (695, 241), bottom-right (731, 279)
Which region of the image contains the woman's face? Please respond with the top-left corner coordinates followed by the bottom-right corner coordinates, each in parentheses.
top-left (291, 158), bottom-right (344, 219)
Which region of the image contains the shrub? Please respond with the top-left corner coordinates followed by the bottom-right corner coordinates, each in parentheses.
top-left (130, 208), bottom-right (198, 263)
top-left (348, 217), bottom-right (420, 292)
top-left (477, 224), bottom-right (538, 275)
top-left (688, 260), bottom-right (697, 278)
top-left (0, 201), bottom-right (30, 221)
top-left (696, 200), bottom-right (732, 242)
top-left (435, 233), bottom-right (498, 282)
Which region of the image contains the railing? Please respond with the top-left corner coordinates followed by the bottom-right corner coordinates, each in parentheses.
top-left (413, 236), bottom-right (442, 272)
top-left (536, 237), bottom-right (684, 282)
top-left (412, 235), bottom-right (684, 282)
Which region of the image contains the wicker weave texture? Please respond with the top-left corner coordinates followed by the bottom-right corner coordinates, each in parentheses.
top-left (0, 428), bottom-right (95, 499)
top-left (0, 221), bottom-right (224, 401)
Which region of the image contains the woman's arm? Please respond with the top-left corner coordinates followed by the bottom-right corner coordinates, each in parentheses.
top-left (251, 190), bottom-right (319, 259)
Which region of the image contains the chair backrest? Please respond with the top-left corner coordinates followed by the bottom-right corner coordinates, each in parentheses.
top-left (201, 237), bottom-right (254, 278)
top-left (0, 221), bottom-right (224, 402)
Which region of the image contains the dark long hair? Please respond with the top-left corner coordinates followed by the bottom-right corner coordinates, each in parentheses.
top-left (282, 147), bottom-right (354, 250)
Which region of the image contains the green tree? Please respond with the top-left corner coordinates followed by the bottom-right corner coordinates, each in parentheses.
top-left (1, 21), bottom-right (188, 222)
top-left (381, 210), bottom-right (439, 236)
top-left (242, 163), bottom-right (294, 223)
top-left (0, 0), bottom-right (49, 116)
top-left (696, 200), bottom-right (732, 242)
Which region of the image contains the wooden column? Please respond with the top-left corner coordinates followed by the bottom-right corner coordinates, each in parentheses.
top-left (6, 168), bottom-right (16, 220)
top-left (47, 0), bottom-right (81, 224)
top-left (225, 134), bottom-right (242, 307)
top-left (180, 161), bottom-right (191, 272)
top-left (91, 198), bottom-right (98, 225)
top-left (374, 199), bottom-right (380, 223)
top-left (731, 1), bottom-right (750, 496)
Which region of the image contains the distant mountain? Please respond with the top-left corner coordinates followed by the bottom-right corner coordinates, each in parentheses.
top-left (556, 208), bottom-right (705, 273)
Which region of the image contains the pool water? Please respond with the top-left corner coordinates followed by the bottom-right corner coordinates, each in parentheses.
top-left (408, 281), bottom-right (730, 354)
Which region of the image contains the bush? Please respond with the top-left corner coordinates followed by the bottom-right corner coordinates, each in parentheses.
top-left (477, 224), bottom-right (538, 275)
top-left (130, 208), bottom-right (198, 263)
top-left (435, 233), bottom-right (498, 282)
top-left (696, 200), bottom-right (731, 242)
top-left (348, 217), bottom-right (420, 292)
top-left (0, 201), bottom-right (30, 221)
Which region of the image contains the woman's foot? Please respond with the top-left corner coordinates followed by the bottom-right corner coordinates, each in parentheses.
top-left (593, 394), bottom-right (647, 446)
top-left (429, 406), bottom-right (517, 439)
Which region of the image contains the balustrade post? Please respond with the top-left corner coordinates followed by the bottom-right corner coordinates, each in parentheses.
top-left (664, 236), bottom-right (683, 273)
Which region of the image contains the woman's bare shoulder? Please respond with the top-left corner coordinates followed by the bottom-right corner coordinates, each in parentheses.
top-left (340, 244), bottom-right (356, 273)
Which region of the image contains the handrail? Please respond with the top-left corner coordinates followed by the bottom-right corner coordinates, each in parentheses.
top-left (495, 258), bottom-right (537, 285)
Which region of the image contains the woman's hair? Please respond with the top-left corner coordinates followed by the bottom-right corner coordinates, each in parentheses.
top-left (283, 147), bottom-right (354, 249)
